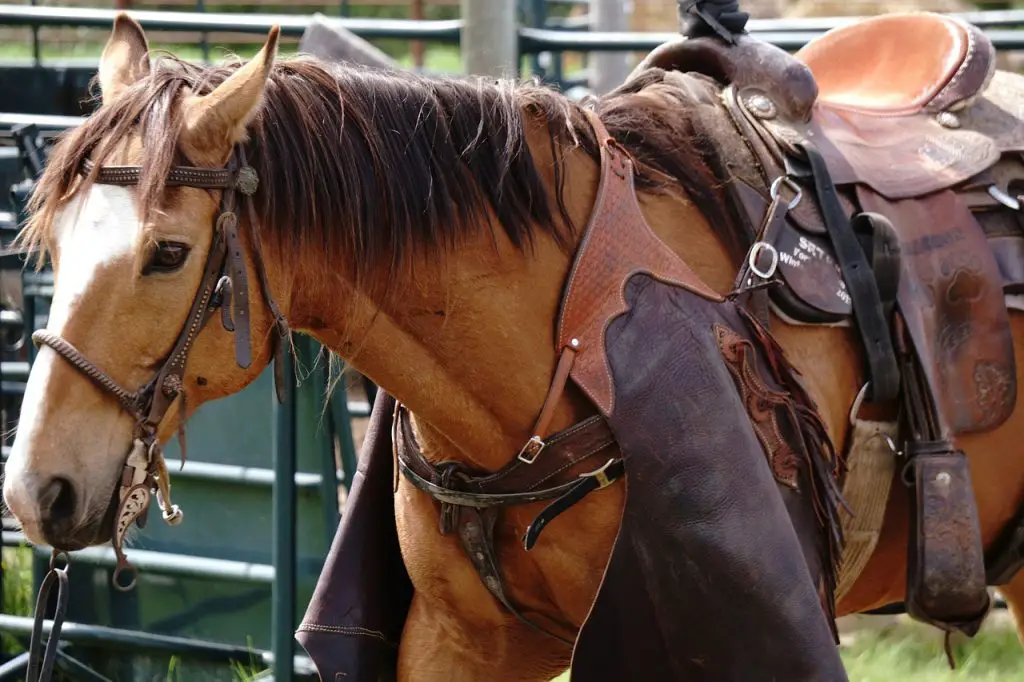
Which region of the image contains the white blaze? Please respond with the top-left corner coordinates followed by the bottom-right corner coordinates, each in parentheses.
top-left (3, 185), bottom-right (140, 522)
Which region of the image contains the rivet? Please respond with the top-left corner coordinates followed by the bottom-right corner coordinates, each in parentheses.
top-left (936, 111), bottom-right (960, 129)
top-left (744, 93), bottom-right (777, 120)
top-left (936, 471), bottom-right (951, 486)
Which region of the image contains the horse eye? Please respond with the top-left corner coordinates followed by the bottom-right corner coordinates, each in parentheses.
top-left (144, 241), bottom-right (191, 274)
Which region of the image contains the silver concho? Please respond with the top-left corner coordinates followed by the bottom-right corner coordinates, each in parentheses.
top-left (743, 93), bottom-right (777, 120)
top-left (235, 165), bottom-right (259, 196)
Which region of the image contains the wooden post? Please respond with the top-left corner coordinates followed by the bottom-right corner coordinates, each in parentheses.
top-left (591, 0), bottom-right (630, 94)
top-left (460, 0), bottom-right (517, 77)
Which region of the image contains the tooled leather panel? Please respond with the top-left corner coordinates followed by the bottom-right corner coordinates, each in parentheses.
top-left (556, 137), bottom-right (720, 417)
top-left (859, 188), bottom-right (1017, 435)
top-left (715, 324), bottom-right (801, 489)
top-left (926, 20), bottom-right (997, 114)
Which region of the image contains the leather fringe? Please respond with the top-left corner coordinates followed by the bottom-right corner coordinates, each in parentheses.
top-left (737, 306), bottom-right (848, 638)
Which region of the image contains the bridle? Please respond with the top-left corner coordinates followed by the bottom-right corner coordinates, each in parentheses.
top-left (30, 145), bottom-right (289, 590)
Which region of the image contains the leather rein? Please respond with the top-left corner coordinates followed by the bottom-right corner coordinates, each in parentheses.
top-left (31, 146), bottom-right (289, 591)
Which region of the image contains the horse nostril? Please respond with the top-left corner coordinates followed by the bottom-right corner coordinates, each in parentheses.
top-left (39, 476), bottom-right (77, 525)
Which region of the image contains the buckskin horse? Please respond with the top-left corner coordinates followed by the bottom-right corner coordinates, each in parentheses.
top-left (5, 3), bottom-right (1024, 680)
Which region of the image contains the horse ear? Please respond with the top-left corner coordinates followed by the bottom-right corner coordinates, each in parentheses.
top-left (99, 13), bottom-right (151, 106)
top-left (182, 27), bottom-right (280, 159)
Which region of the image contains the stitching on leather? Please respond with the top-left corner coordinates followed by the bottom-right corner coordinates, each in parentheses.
top-left (295, 623), bottom-right (394, 645)
top-left (931, 18), bottom-right (975, 112)
top-left (526, 438), bottom-right (616, 491)
top-left (814, 18), bottom-right (964, 120)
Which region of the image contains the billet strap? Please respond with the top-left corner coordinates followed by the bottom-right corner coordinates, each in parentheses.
top-left (797, 142), bottom-right (900, 402)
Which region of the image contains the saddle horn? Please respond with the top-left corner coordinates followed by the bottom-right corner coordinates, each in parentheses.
top-left (628, 0), bottom-right (818, 123)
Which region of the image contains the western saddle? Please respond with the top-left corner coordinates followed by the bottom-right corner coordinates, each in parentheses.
top-left (632, 8), bottom-right (1024, 650)
top-left (798, 13), bottom-right (994, 115)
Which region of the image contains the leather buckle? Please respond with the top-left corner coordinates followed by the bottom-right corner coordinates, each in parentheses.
top-left (517, 436), bottom-right (546, 464)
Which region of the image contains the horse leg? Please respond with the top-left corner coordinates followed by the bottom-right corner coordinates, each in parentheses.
top-left (396, 591), bottom-right (571, 682)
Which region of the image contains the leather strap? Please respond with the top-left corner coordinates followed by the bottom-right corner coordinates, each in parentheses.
top-left (81, 158), bottom-right (241, 190)
top-left (396, 406), bottom-right (617, 504)
top-left (394, 404), bottom-right (620, 646)
top-left (523, 458), bottom-right (623, 550)
top-left (797, 142), bottom-right (900, 402)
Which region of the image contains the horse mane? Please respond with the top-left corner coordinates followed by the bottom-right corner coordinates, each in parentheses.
top-left (21, 53), bottom-right (732, 296)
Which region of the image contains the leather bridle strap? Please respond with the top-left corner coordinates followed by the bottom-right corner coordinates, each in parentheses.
top-left (30, 330), bottom-right (148, 418)
top-left (31, 145), bottom-right (288, 589)
top-left (80, 157), bottom-right (239, 190)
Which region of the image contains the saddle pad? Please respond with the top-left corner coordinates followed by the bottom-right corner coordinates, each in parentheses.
top-left (835, 418), bottom-right (898, 601)
top-left (858, 188), bottom-right (1017, 435)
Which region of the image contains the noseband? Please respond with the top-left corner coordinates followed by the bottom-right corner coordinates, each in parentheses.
top-left (31, 146), bottom-right (289, 590)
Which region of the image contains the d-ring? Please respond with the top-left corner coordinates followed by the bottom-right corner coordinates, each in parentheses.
top-left (770, 175), bottom-right (803, 210)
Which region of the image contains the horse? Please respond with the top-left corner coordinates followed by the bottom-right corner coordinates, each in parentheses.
top-left (5, 9), bottom-right (1024, 681)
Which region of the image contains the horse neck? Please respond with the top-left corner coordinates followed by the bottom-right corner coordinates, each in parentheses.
top-left (275, 117), bottom-right (738, 470)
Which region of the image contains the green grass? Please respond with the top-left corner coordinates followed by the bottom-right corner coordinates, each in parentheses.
top-left (839, 617), bottom-right (1024, 682)
top-left (1, 546), bottom-right (33, 657)
top-left (550, 615), bottom-right (1024, 682)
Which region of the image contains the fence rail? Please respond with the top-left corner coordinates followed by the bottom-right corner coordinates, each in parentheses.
top-left (3, 5), bottom-right (1024, 50)
top-left (2, 4), bottom-right (1023, 75)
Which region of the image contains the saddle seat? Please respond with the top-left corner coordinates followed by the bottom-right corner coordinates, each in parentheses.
top-left (796, 12), bottom-right (996, 115)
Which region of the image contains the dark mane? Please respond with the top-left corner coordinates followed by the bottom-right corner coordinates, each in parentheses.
top-left (22, 53), bottom-right (732, 292)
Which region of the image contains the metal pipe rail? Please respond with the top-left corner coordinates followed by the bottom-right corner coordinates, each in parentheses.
top-left (0, 5), bottom-right (462, 41)
top-left (518, 27), bottom-right (1024, 53)
top-left (743, 9), bottom-right (1024, 32)
top-left (1, 5), bottom-right (1021, 53)
top-left (0, 615), bottom-right (318, 677)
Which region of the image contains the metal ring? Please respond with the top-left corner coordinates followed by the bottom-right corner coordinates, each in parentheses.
top-left (112, 560), bottom-right (139, 593)
top-left (988, 185), bottom-right (1021, 211)
top-left (748, 242), bottom-right (779, 280)
top-left (770, 175), bottom-right (803, 210)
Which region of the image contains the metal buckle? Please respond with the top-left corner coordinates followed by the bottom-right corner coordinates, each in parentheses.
top-left (517, 436), bottom-right (546, 464)
top-left (747, 241), bottom-right (779, 280)
top-left (582, 459), bottom-right (618, 489)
